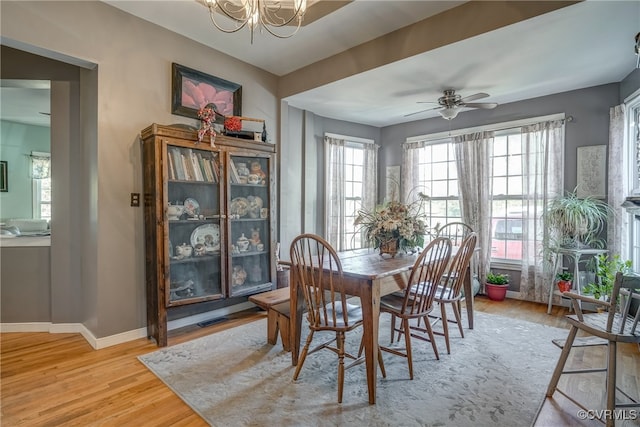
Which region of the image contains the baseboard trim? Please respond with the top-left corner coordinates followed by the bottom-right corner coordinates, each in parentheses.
top-left (0, 302), bottom-right (256, 349)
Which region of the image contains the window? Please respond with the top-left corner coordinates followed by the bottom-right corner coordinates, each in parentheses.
top-left (343, 144), bottom-right (365, 249)
top-left (33, 177), bottom-right (51, 220)
top-left (406, 115), bottom-right (564, 265)
top-left (325, 134), bottom-right (377, 251)
top-left (31, 152), bottom-right (51, 221)
top-left (415, 139), bottom-right (461, 228)
top-left (490, 131), bottom-right (524, 261)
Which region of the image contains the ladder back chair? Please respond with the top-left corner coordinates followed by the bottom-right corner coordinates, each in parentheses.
top-left (290, 233), bottom-right (385, 403)
top-left (429, 232), bottom-right (478, 354)
top-left (546, 272), bottom-right (640, 427)
top-left (378, 237), bottom-right (452, 379)
top-left (435, 222), bottom-right (474, 246)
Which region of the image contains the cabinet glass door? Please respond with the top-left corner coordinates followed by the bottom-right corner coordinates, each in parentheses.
top-left (166, 145), bottom-right (223, 306)
top-left (227, 155), bottom-right (273, 297)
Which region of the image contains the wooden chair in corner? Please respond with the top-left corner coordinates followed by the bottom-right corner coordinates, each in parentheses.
top-left (546, 272), bottom-right (640, 427)
top-left (290, 233), bottom-right (385, 403)
top-left (428, 232), bottom-right (477, 354)
top-left (435, 222), bottom-right (474, 246)
top-left (378, 237), bottom-right (452, 379)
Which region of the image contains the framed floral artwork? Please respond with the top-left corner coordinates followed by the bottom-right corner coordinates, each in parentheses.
top-left (171, 63), bottom-right (242, 123)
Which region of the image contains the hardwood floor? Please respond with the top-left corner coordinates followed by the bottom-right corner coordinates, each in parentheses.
top-left (1, 297), bottom-right (638, 426)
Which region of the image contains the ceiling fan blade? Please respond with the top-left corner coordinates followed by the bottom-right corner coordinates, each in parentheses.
top-left (404, 107), bottom-right (441, 117)
top-left (460, 92), bottom-right (489, 103)
top-left (462, 102), bottom-right (498, 109)
top-left (416, 101), bottom-right (438, 104)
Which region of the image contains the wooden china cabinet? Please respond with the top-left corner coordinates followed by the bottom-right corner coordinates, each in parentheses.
top-left (141, 123), bottom-right (277, 346)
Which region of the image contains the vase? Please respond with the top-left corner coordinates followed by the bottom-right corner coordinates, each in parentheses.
top-left (379, 239), bottom-right (400, 258)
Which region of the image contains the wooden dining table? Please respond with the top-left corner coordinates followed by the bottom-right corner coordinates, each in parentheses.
top-left (289, 247), bottom-right (476, 404)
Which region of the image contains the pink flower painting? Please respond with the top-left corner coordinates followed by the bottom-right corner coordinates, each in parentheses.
top-left (182, 77), bottom-right (234, 116)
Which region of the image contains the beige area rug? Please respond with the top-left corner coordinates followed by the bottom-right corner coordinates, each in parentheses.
top-left (139, 311), bottom-right (566, 427)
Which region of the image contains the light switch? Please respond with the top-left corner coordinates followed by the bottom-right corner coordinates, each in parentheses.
top-left (131, 193), bottom-right (140, 207)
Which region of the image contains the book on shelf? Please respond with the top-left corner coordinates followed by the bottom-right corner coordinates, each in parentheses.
top-left (180, 153), bottom-right (192, 181)
top-left (211, 156), bottom-right (220, 182)
top-left (229, 158), bottom-right (240, 183)
top-left (171, 148), bottom-right (185, 180)
top-left (167, 149), bottom-right (176, 180)
top-left (189, 150), bottom-right (204, 181)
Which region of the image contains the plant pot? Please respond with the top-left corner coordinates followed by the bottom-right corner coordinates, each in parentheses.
top-left (557, 280), bottom-right (572, 293)
top-left (486, 283), bottom-right (509, 301)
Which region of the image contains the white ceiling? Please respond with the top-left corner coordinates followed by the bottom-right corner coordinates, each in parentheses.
top-left (3, 0), bottom-right (639, 128)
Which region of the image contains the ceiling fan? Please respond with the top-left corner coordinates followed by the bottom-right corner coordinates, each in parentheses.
top-left (406, 89), bottom-right (498, 120)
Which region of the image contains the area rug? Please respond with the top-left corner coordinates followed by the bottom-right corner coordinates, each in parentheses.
top-left (139, 311), bottom-right (566, 427)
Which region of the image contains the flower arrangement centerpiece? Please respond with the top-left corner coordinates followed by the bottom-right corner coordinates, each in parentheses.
top-left (355, 192), bottom-right (430, 257)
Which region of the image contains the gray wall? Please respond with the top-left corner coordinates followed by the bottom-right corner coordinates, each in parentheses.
top-left (1, 1), bottom-right (279, 338)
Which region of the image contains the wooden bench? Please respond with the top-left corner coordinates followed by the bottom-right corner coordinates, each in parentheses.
top-left (248, 287), bottom-right (291, 351)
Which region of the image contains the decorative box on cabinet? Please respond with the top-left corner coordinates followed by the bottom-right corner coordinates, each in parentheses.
top-left (141, 124), bottom-right (277, 346)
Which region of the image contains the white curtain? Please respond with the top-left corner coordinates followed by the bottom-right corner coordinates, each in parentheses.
top-left (325, 136), bottom-right (345, 249)
top-left (31, 155), bottom-right (51, 179)
top-left (401, 140), bottom-right (428, 204)
top-left (453, 131), bottom-right (494, 283)
top-left (519, 120), bottom-right (565, 303)
top-left (607, 104), bottom-right (628, 258)
top-left (325, 136), bottom-right (377, 251)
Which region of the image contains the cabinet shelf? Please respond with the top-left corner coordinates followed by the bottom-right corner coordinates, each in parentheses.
top-left (170, 253), bottom-right (221, 264)
top-left (232, 250), bottom-right (267, 258)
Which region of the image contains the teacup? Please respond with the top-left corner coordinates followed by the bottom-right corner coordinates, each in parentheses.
top-left (260, 208), bottom-right (268, 219)
top-left (248, 174), bottom-right (261, 185)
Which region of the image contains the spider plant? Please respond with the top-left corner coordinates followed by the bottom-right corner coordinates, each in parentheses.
top-left (543, 188), bottom-right (612, 248)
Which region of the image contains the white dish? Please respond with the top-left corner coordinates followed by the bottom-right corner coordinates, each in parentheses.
top-left (184, 198), bottom-right (200, 217)
top-left (190, 223), bottom-right (220, 251)
top-left (230, 197), bottom-right (249, 217)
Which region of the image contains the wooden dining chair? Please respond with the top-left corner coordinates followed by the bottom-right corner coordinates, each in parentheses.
top-left (290, 233), bottom-right (385, 403)
top-left (546, 272), bottom-right (640, 427)
top-left (428, 232), bottom-right (477, 354)
top-left (378, 237), bottom-right (452, 379)
top-left (435, 222), bottom-right (474, 246)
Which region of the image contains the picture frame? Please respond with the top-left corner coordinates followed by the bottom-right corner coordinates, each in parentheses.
top-left (0, 161), bottom-right (7, 192)
top-left (576, 145), bottom-right (606, 198)
top-left (171, 63), bottom-right (242, 124)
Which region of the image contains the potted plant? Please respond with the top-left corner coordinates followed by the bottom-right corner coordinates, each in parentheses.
top-left (485, 272), bottom-right (510, 301)
top-left (543, 188), bottom-right (612, 249)
top-left (582, 254), bottom-right (632, 302)
top-left (556, 271), bottom-right (573, 293)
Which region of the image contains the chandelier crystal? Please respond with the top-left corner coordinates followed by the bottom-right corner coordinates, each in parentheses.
top-left (202, 0), bottom-right (307, 43)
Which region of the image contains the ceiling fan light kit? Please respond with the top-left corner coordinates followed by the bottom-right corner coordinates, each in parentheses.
top-left (439, 107), bottom-right (459, 120)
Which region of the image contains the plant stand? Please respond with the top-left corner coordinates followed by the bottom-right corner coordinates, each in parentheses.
top-left (547, 247), bottom-right (608, 314)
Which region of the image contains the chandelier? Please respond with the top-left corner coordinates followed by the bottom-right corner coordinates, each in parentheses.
top-left (202, 0), bottom-right (307, 43)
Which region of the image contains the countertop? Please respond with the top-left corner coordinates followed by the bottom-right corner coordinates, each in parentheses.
top-left (0, 236), bottom-right (51, 247)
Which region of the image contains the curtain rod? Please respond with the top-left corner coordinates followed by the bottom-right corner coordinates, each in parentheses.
top-left (405, 113), bottom-right (572, 144)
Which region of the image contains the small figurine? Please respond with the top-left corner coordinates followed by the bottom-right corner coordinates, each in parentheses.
top-left (232, 265), bottom-right (247, 287)
top-left (250, 161), bottom-right (266, 183)
top-left (250, 228), bottom-right (261, 250)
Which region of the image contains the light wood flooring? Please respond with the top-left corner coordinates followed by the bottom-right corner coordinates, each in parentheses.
top-left (1, 297), bottom-right (638, 426)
